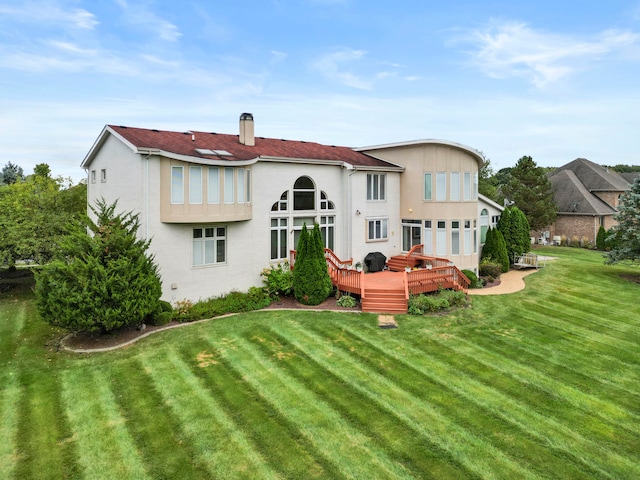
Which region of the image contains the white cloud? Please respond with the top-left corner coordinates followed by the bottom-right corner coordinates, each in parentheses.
top-left (0, 2), bottom-right (98, 29)
top-left (464, 21), bottom-right (640, 88)
top-left (115, 1), bottom-right (182, 42)
top-left (311, 48), bottom-right (372, 90)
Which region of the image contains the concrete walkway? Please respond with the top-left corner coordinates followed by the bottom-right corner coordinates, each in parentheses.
top-left (468, 268), bottom-right (540, 295)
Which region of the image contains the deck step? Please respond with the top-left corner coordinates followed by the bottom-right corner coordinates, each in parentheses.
top-left (362, 287), bottom-right (408, 314)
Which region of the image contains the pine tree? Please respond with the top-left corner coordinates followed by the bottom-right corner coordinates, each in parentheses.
top-left (292, 223), bottom-right (332, 305)
top-left (605, 177), bottom-right (640, 264)
top-left (596, 225), bottom-right (607, 251)
top-left (501, 156), bottom-right (557, 232)
top-left (480, 227), bottom-right (509, 272)
top-left (35, 199), bottom-right (162, 333)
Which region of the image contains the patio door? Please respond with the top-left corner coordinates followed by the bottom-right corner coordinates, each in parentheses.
top-left (402, 219), bottom-right (421, 252)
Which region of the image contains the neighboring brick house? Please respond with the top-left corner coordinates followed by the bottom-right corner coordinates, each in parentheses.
top-left (548, 158), bottom-right (631, 244)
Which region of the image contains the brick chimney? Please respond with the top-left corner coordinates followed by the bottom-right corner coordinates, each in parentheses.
top-left (239, 113), bottom-right (255, 146)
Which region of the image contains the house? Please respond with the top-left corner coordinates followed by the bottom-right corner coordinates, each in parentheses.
top-left (548, 158), bottom-right (630, 244)
top-left (82, 113), bottom-right (484, 303)
top-left (478, 194), bottom-right (503, 245)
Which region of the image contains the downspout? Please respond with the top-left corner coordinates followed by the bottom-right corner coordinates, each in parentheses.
top-left (145, 154), bottom-right (150, 241)
top-left (344, 163), bottom-right (356, 259)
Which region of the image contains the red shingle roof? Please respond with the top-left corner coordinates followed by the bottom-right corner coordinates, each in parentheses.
top-left (108, 125), bottom-right (395, 168)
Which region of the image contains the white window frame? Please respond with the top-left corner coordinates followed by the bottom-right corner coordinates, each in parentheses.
top-left (451, 172), bottom-right (460, 201)
top-left (436, 220), bottom-right (447, 256)
top-left (463, 172), bottom-right (471, 201)
top-left (464, 220), bottom-right (472, 255)
top-left (424, 220), bottom-right (433, 255)
top-left (451, 220), bottom-right (460, 255)
top-left (192, 226), bottom-right (226, 266)
top-left (320, 215), bottom-right (335, 251)
top-left (436, 172), bottom-right (446, 201)
top-left (367, 173), bottom-right (386, 201)
top-left (189, 166), bottom-right (202, 204)
top-left (208, 167), bottom-right (220, 204)
top-left (270, 218), bottom-right (288, 260)
top-left (246, 169), bottom-right (251, 203)
top-left (367, 217), bottom-right (388, 242)
top-left (100, 169), bottom-right (107, 183)
top-left (90, 170), bottom-right (96, 184)
top-left (171, 166), bottom-right (184, 204)
top-left (424, 173), bottom-right (432, 201)
top-left (237, 168), bottom-right (245, 203)
top-left (224, 167), bottom-right (234, 204)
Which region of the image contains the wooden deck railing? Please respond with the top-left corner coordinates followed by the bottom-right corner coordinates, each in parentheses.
top-left (289, 247), bottom-right (469, 299)
top-left (406, 265), bottom-right (470, 294)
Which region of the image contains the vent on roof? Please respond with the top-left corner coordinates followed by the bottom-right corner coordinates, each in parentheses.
top-left (196, 148), bottom-right (232, 156)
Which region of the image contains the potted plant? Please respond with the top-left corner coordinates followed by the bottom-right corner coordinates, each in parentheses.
top-left (355, 262), bottom-right (363, 272)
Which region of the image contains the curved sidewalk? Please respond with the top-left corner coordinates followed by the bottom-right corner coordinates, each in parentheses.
top-left (468, 268), bottom-right (540, 295)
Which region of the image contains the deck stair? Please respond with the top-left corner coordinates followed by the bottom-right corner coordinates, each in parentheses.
top-left (362, 286), bottom-right (408, 314)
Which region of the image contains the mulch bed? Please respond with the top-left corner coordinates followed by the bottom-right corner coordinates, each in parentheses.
top-left (64, 295), bottom-right (361, 351)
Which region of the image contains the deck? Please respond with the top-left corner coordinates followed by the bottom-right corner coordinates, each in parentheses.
top-left (290, 245), bottom-right (470, 314)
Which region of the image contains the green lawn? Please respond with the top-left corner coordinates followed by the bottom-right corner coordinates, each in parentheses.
top-left (1, 247), bottom-right (640, 479)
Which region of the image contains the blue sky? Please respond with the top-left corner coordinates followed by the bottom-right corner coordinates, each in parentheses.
top-left (1, 0), bottom-right (639, 182)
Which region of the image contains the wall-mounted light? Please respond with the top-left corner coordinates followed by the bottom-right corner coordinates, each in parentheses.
top-left (355, 210), bottom-right (361, 215)
top-left (408, 208), bottom-right (413, 213)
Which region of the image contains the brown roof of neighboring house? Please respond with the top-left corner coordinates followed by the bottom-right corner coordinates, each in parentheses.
top-left (617, 171), bottom-right (640, 185)
top-left (104, 125), bottom-right (398, 169)
top-left (549, 170), bottom-right (617, 215)
top-left (550, 158), bottom-right (629, 192)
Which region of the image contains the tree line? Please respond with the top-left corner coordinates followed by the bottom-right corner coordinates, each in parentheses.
top-left (0, 162), bottom-right (86, 268)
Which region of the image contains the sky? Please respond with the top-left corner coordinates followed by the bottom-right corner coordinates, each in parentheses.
top-left (1, 0), bottom-right (640, 183)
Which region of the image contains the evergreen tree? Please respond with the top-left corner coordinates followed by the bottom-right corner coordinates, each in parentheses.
top-left (497, 206), bottom-right (530, 262)
top-left (0, 162), bottom-right (24, 185)
top-left (606, 177), bottom-right (640, 264)
top-left (512, 207), bottom-right (531, 256)
top-left (292, 223), bottom-right (332, 305)
top-left (501, 156), bottom-right (557, 232)
top-left (596, 225), bottom-right (607, 251)
top-left (35, 199), bottom-right (162, 333)
top-left (480, 227), bottom-right (509, 272)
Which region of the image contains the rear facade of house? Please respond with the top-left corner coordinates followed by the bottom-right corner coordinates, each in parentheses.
top-left (82, 114), bottom-right (484, 303)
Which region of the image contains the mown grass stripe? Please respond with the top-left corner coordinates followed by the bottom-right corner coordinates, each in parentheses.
top-left (201, 332), bottom-right (416, 480)
top-left (265, 321), bottom-right (541, 480)
top-left (421, 333), bottom-right (640, 453)
top-left (174, 341), bottom-right (343, 479)
top-left (289, 321), bottom-right (602, 479)
top-left (242, 325), bottom-right (471, 479)
top-left (61, 367), bottom-right (150, 479)
top-left (461, 325), bottom-right (640, 416)
top-left (108, 360), bottom-right (213, 480)
top-left (140, 348), bottom-right (281, 479)
top-left (0, 375), bottom-right (20, 480)
top-left (337, 322), bottom-right (640, 479)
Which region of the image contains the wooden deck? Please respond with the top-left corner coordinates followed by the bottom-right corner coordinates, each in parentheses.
top-left (290, 246), bottom-right (470, 314)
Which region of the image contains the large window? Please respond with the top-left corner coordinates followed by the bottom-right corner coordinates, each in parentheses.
top-left (450, 172), bottom-right (460, 201)
top-left (171, 166), bottom-right (184, 204)
top-left (367, 218), bottom-right (388, 241)
top-left (320, 215), bottom-right (335, 250)
top-left (189, 166), bottom-right (202, 204)
top-left (270, 218), bottom-right (287, 260)
top-left (424, 173), bottom-right (432, 200)
top-left (294, 176), bottom-right (315, 210)
top-left (464, 220), bottom-right (472, 255)
top-left (367, 173), bottom-right (386, 201)
top-left (224, 168), bottom-right (234, 203)
top-left (208, 167), bottom-right (220, 204)
top-left (463, 172), bottom-right (471, 201)
top-left (436, 220), bottom-right (447, 256)
top-left (436, 172), bottom-right (446, 201)
top-left (424, 220), bottom-right (433, 254)
top-left (402, 219), bottom-right (421, 252)
top-left (193, 227), bottom-right (226, 266)
top-left (480, 209), bottom-right (489, 243)
top-left (237, 169), bottom-right (245, 203)
top-left (451, 220), bottom-right (460, 255)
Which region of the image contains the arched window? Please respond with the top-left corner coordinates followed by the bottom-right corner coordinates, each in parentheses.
top-left (271, 191), bottom-right (288, 211)
top-left (320, 191), bottom-right (335, 210)
top-left (480, 209), bottom-right (489, 243)
top-left (293, 176), bottom-right (315, 210)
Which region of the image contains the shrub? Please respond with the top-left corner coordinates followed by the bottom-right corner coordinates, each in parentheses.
top-left (461, 269), bottom-right (480, 289)
top-left (479, 259), bottom-right (502, 279)
top-left (172, 288), bottom-right (271, 322)
top-left (596, 225), bottom-right (607, 251)
top-left (261, 262), bottom-right (293, 299)
top-left (336, 294), bottom-right (357, 308)
top-left (407, 289), bottom-right (468, 315)
top-left (35, 199), bottom-right (162, 333)
top-left (147, 300), bottom-right (173, 326)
